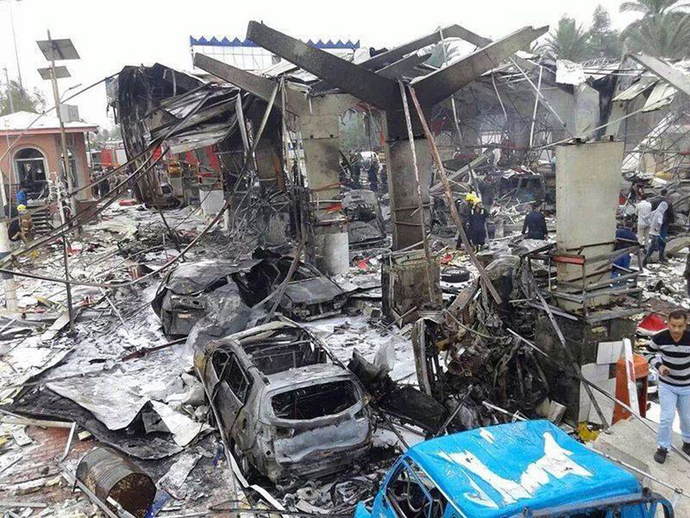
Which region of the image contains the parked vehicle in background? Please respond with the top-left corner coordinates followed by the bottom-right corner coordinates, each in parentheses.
top-left (355, 420), bottom-right (674, 518)
top-left (233, 250), bottom-right (347, 321)
top-left (343, 189), bottom-right (387, 249)
top-left (194, 319), bottom-right (373, 483)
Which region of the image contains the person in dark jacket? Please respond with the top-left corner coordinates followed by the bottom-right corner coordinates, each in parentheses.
top-left (467, 203), bottom-right (488, 251)
top-left (522, 202), bottom-right (548, 240)
top-left (651, 189), bottom-right (675, 261)
top-left (367, 161), bottom-right (379, 192)
top-left (613, 226), bottom-right (638, 276)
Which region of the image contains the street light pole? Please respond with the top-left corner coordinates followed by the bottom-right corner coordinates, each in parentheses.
top-left (4, 0), bottom-right (23, 90)
top-left (47, 31), bottom-right (79, 223)
top-left (47, 30), bottom-right (76, 332)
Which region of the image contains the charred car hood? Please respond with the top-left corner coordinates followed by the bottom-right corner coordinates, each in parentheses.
top-left (283, 277), bottom-right (344, 305)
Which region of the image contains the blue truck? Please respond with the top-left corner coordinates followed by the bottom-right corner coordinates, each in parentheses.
top-left (355, 420), bottom-right (674, 518)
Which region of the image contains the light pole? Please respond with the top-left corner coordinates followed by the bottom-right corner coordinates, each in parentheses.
top-left (1, 0), bottom-right (24, 90)
top-left (36, 31), bottom-right (81, 332)
top-left (0, 120), bottom-right (17, 312)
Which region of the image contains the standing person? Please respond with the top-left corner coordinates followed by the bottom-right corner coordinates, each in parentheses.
top-left (367, 159), bottom-right (379, 193)
top-left (613, 225), bottom-right (637, 276)
top-left (99, 170), bottom-right (111, 199)
top-left (636, 194), bottom-right (652, 249)
top-left (380, 164), bottom-right (388, 194)
top-left (630, 179), bottom-right (645, 204)
top-left (467, 202), bottom-right (488, 251)
top-left (647, 310), bottom-right (690, 463)
top-left (522, 202), bottom-right (548, 240)
top-left (16, 181), bottom-right (28, 207)
top-left (652, 189), bottom-right (675, 261)
top-left (644, 202), bottom-right (667, 267)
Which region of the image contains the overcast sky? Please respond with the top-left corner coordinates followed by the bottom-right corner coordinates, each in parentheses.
top-left (0, 0), bottom-right (638, 130)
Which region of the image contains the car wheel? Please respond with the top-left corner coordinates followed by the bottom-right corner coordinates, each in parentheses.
top-left (441, 267), bottom-right (470, 283)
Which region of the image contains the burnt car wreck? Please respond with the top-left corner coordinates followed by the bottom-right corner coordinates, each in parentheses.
top-left (152, 251), bottom-right (347, 336)
top-left (194, 319), bottom-right (372, 483)
top-left (342, 189), bottom-right (387, 249)
top-left (234, 250), bottom-right (348, 321)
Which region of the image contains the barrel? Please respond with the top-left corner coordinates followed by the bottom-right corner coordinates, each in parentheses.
top-left (76, 447), bottom-right (156, 518)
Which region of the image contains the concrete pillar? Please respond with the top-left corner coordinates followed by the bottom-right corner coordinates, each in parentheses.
top-left (555, 140), bottom-right (624, 309)
top-left (381, 111), bottom-right (442, 324)
top-left (300, 97), bottom-right (351, 276)
top-left (386, 137), bottom-right (433, 250)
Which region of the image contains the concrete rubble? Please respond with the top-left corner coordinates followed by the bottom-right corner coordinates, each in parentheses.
top-left (0, 16), bottom-right (690, 518)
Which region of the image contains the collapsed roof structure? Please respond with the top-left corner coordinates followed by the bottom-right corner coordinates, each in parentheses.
top-left (2, 16), bottom-right (690, 518)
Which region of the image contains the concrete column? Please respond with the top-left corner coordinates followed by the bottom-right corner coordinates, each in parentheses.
top-left (300, 98), bottom-right (350, 276)
top-left (247, 104), bottom-right (284, 194)
top-left (385, 137), bottom-right (433, 250)
top-left (555, 140), bottom-right (624, 309)
top-left (381, 111), bottom-right (442, 324)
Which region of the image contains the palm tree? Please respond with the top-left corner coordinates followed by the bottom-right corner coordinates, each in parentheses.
top-left (620, 0), bottom-right (688, 16)
top-left (622, 11), bottom-right (690, 58)
top-left (621, 0), bottom-right (690, 58)
top-left (587, 6), bottom-right (622, 59)
top-left (541, 16), bottom-right (591, 61)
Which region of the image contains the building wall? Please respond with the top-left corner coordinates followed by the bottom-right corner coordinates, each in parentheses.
top-left (0, 131), bottom-right (94, 203)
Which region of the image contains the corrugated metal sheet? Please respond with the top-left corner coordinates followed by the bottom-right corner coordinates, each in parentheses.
top-left (643, 81), bottom-right (677, 111)
top-left (613, 77), bottom-right (658, 102)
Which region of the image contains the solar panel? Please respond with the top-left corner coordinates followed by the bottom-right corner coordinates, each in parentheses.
top-left (37, 38), bottom-right (80, 61)
top-left (37, 66), bottom-right (71, 80)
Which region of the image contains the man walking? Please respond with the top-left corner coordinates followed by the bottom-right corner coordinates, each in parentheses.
top-left (522, 202), bottom-right (548, 240)
top-left (651, 189), bottom-right (675, 261)
top-left (643, 202), bottom-right (667, 267)
top-left (635, 194), bottom-right (652, 249)
top-left (647, 309), bottom-right (690, 463)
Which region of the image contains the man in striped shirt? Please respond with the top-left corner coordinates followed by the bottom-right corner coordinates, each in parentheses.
top-left (648, 309), bottom-right (690, 463)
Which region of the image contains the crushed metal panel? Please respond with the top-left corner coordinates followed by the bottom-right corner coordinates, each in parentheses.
top-left (555, 59), bottom-right (586, 85)
top-left (612, 77), bottom-right (658, 102)
top-left (642, 81), bottom-right (676, 112)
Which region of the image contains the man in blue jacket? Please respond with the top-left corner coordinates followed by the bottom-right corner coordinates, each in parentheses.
top-left (16, 181), bottom-right (28, 207)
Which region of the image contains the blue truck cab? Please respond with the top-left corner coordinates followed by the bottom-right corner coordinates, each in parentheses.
top-left (356, 421), bottom-right (673, 518)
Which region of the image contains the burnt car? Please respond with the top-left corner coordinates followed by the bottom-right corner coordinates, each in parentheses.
top-left (152, 259), bottom-right (257, 336)
top-left (233, 250), bottom-right (347, 321)
top-left (194, 319), bottom-right (372, 483)
top-left (342, 189), bottom-right (386, 249)
top-left (153, 251), bottom-right (348, 336)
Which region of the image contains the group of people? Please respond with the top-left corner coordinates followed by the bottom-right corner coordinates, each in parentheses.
top-left (343, 152), bottom-right (387, 193)
top-left (455, 195), bottom-right (548, 252)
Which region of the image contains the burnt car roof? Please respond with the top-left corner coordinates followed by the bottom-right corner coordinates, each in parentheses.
top-left (198, 319), bottom-right (338, 381)
top-left (283, 276), bottom-right (344, 304)
top-left (163, 258), bottom-right (259, 295)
